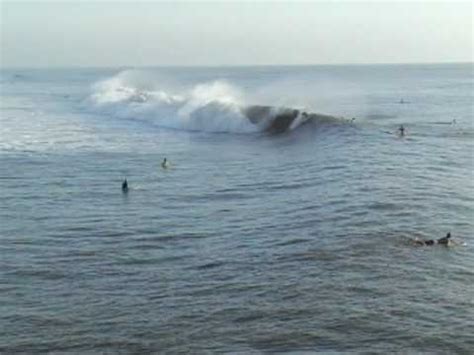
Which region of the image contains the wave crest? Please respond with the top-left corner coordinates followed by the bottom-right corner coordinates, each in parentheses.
top-left (89, 70), bottom-right (344, 134)
top-left (90, 71), bottom-right (257, 133)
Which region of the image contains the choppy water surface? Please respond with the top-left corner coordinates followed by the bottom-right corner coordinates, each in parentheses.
top-left (1, 64), bottom-right (473, 353)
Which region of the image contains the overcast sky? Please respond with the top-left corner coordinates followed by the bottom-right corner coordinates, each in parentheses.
top-left (1, 1), bottom-right (472, 67)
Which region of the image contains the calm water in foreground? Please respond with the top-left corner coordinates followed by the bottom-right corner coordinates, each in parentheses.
top-left (1, 64), bottom-right (473, 353)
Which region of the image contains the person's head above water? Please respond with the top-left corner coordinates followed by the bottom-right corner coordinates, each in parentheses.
top-left (122, 179), bottom-right (128, 190)
top-left (437, 232), bottom-right (452, 245)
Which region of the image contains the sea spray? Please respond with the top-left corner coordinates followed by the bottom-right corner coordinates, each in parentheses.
top-left (88, 70), bottom-right (348, 134)
top-left (90, 71), bottom-right (257, 133)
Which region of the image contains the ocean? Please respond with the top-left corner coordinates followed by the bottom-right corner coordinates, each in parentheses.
top-left (1, 64), bottom-right (473, 353)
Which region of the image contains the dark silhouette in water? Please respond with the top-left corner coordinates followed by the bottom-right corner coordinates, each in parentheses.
top-left (415, 232), bottom-right (452, 246)
top-left (437, 232), bottom-right (451, 245)
top-left (398, 125), bottom-right (405, 136)
top-left (161, 158), bottom-right (169, 169)
top-left (122, 179), bottom-right (128, 193)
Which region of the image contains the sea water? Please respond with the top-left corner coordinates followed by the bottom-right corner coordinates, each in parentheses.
top-left (1, 64), bottom-right (473, 352)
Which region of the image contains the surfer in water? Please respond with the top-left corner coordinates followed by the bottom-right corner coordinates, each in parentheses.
top-left (414, 232), bottom-right (452, 246)
top-left (398, 125), bottom-right (405, 137)
top-left (161, 158), bottom-right (169, 169)
top-left (122, 179), bottom-right (128, 193)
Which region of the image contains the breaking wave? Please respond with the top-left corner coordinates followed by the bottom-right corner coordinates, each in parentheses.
top-left (88, 70), bottom-right (343, 134)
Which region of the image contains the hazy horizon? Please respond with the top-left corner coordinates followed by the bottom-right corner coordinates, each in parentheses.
top-left (1, 1), bottom-right (473, 68)
top-left (1, 61), bottom-right (473, 70)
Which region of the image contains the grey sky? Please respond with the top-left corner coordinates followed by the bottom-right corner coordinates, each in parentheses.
top-left (1, 1), bottom-right (472, 67)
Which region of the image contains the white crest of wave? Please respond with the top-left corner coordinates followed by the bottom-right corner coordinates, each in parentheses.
top-left (90, 71), bottom-right (257, 133)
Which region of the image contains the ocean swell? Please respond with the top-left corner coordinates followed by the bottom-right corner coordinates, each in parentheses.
top-left (89, 70), bottom-right (342, 134)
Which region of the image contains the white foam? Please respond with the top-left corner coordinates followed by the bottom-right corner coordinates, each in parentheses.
top-left (89, 71), bottom-right (258, 133)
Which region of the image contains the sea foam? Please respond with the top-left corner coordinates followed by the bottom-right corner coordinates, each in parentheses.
top-left (89, 70), bottom-right (258, 133)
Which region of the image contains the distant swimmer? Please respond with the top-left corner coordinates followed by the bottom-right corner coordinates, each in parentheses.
top-left (414, 232), bottom-right (452, 247)
top-left (161, 158), bottom-right (169, 169)
top-left (400, 98), bottom-right (405, 104)
top-left (122, 179), bottom-right (129, 192)
top-left (350, 117), bottom-right (356, 124)
top-left (437, 232), bottom-right (452, 245)
top-left (398, 125), bottom-right (405, 136)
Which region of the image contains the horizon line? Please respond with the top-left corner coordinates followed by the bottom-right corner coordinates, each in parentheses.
top-left (1, 60), bottom-right (472, 70)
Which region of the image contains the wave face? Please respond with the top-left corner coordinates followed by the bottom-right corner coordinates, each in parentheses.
top-left (89, 71), bottom-right (340, 134)
top-left (242, 105), bottom-right (342, 134)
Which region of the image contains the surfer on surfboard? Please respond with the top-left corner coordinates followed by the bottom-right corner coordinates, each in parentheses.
top-left (414, 232), bottom-right (453, 246)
